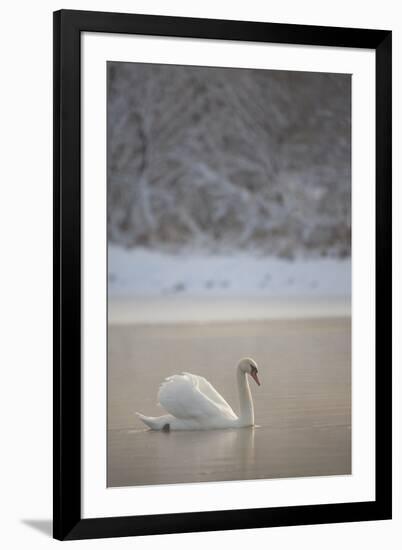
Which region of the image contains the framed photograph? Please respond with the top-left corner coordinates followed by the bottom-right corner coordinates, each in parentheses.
top-left (53, 9), bottom-right (392, 540)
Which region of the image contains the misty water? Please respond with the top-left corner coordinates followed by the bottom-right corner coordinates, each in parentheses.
top-left (107, 318), bottom-right (351, 487)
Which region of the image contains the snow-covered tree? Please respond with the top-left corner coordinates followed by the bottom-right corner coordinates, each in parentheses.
top-left (107, 62), bottom-right (351, 258)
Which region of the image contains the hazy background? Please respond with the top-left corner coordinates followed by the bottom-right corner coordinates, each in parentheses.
top-left (107, 62), bottom-right (351, 313)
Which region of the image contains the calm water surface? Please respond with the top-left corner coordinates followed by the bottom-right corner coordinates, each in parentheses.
top-left (108, 318), bottom-right (351, 487)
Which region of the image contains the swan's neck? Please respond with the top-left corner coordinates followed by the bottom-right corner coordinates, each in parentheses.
top-left (236, 366), bottom-right (254, 427)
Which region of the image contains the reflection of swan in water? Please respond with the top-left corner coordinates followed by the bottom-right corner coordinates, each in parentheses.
top-left (149, 426), bottom-right (256, 481)
top-left (136, 358), bottom-right (261, 431)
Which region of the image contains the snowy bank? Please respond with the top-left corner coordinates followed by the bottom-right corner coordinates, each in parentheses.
top-left (108, 246), bottom-right (350, 298)
top-left (108, 246), bottom-right (350, 323)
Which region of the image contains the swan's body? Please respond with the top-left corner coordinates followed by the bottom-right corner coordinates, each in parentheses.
top-left (136, 358), bottom-right (260, 431)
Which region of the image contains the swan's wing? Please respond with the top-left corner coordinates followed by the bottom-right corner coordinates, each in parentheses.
top-left (158, 373), bottom-right (237, 421)
top-left (182, 372), bottom-right (235, 413)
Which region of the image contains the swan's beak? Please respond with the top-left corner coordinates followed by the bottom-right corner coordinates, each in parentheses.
top-left (250, 371), bottom-right (261, 386)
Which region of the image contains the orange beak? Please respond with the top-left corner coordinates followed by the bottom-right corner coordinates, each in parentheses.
top-left (250, 371), bottom-right (261, 386)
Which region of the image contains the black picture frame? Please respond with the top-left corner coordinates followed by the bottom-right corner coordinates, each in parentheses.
top-left (53, 9), bottom-right (392, 541)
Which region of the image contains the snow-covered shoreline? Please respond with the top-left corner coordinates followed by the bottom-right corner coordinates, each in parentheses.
top-left (108, 246), bottom-right (350, 323)
top-left (109, 246), bottom-right (350, 298)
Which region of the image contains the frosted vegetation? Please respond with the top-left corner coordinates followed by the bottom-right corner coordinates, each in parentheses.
top-left (107, 62), bottom-right (351, 259)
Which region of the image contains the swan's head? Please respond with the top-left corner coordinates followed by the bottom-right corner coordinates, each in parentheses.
top-left (238, 357), bottom-right (261, 386)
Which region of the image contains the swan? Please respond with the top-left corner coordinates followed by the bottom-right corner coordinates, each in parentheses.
top-left (136, 358), bottom-right (260, 431)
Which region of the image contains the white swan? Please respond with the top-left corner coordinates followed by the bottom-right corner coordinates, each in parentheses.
top-left (136, 358), bottom-right (260, 431)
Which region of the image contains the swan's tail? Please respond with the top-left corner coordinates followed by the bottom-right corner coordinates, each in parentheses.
top-left (136, 412), bottom-right (170, 431)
